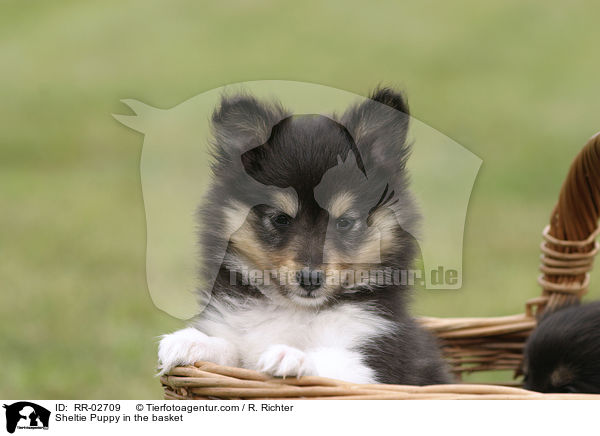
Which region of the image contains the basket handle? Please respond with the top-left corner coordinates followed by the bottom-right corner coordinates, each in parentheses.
top-left (529, 132), bottom-right (600, 315)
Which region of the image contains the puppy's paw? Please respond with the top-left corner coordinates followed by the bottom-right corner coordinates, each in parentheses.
top-left (257, 344), bottom-right (316, 378)
top-left (308, 347), bottom-right (376, 384)
top-left (157, 327), bottom-right (238, 375)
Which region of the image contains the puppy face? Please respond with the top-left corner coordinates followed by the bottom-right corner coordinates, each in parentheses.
top-left (205, 90), bottom-right (418, 308)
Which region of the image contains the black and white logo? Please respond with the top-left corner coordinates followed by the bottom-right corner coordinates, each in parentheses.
top-left (3, 402), bottom-right (50, 434)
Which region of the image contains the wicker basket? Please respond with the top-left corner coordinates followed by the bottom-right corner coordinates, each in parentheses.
top-left (161, 132), bottom-right (600, 400)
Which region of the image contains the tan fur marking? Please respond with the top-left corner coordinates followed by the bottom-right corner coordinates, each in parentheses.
top-left (328, 192), bottom-right (355, 219)
top-left (368, 208), bottom-right (398, 254)
top-left (271, 191), bottom-right (298, 217)
top-left (229, 224), bottom-right (272, 270)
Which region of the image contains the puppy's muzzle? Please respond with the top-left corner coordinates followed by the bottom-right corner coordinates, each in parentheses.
top-left (295, 268), bottom-right (324, 294)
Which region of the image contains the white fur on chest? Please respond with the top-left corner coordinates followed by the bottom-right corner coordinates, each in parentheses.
top-left (193, 299), bottom-right (393, 382)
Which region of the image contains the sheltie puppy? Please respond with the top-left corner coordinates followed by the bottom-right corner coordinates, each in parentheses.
top-left (158, 88), bottom-right (450, 384)
top-left (523, 301), bottom-right (600, 393)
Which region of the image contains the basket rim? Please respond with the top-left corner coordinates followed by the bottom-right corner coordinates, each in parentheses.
top-left (161, 362), bottom-right (600, 400)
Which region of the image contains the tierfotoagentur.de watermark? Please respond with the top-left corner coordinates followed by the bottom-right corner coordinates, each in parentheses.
top-left (229, 266), bottom-right (459, 288)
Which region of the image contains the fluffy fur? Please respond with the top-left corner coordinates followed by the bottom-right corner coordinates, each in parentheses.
top-left (158, 88), bottom-right (450, 384)
top-left (523, 301), bottom-right (600, 393)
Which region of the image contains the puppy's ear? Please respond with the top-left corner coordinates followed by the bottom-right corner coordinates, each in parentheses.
top-left (211, 93), bottom-right (290, 156)
top-left (340, 87), bottom-right (411, 170)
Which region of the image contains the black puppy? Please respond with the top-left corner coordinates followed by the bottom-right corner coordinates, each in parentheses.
top-left (523, 301), bottom-right (600, 393)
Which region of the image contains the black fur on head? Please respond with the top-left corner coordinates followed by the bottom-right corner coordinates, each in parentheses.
top-left (523, 301), bottom-right (600, 393)
top-left (208, 93), bottom-right (290, 173)
top-left (340, 87), bottom-right (411, 181)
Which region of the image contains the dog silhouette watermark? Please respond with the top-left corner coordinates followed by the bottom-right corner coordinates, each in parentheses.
top-left (114, 81), bottom-right (481, 319)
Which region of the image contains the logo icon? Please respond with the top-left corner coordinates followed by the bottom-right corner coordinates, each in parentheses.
top-left (3, 402), bottom-right (50, 434)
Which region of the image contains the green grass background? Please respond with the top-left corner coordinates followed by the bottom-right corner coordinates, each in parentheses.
top-left (2, 0), bottom-right (600, 398)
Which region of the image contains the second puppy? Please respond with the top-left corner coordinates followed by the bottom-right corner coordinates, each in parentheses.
top-left (523, 301), bottom-right (600, 393)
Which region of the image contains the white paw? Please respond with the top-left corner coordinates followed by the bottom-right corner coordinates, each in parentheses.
top-left (257, 344), bottom-right (317, 378)
top-left (157, 327), bottom-right (238, 375)
top-left (308, 347), bottom-right (376, 384)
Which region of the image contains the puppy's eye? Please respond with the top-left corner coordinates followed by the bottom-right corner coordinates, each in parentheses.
top-left (336, 217), bottom-right (354, 231)
top-left (272, 213), bottom-right (292, 227)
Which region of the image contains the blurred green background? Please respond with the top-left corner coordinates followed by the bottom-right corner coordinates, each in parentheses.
top-left (2, 0), bottom-right (600, 399)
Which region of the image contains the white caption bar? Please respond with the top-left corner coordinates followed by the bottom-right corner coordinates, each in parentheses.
top-left (1, 400), bottom-right (597, 436)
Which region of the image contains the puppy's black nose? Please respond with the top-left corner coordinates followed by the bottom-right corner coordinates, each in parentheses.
top-left (296, 269), bottom-right (324, 293)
